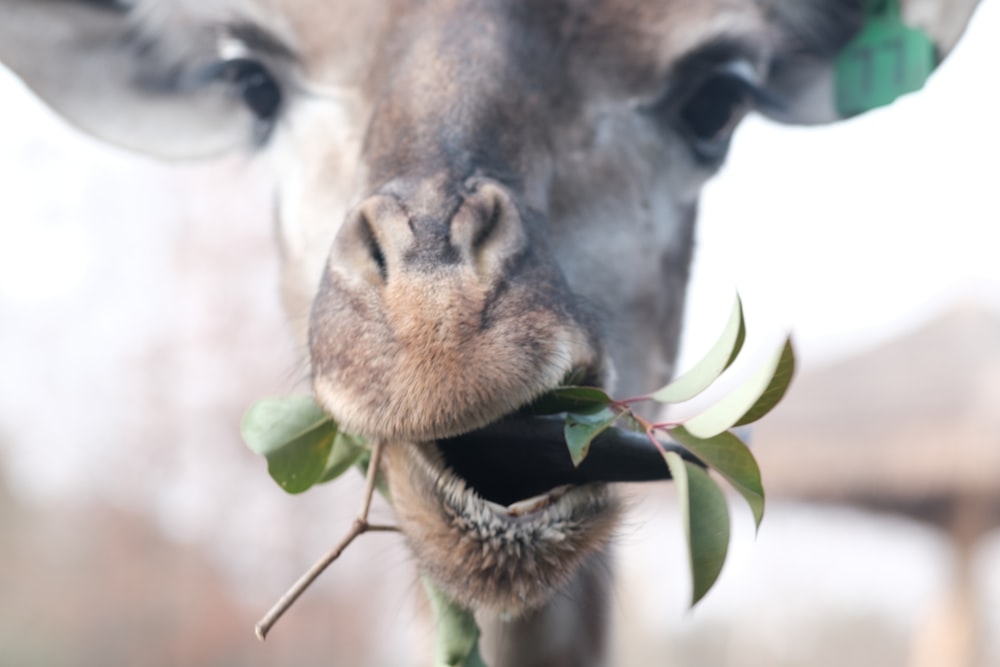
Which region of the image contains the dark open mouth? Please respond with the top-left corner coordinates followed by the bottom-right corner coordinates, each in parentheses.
top-left (435, 388), bottom-right (690, 510)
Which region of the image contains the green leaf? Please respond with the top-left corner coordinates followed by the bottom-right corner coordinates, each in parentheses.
top-left (241, 396), bottom-right (337, 494)
top-left (652, 295), bottom-right (745, 403)
top-left (525, 387), bottom-right (612, 416)
top-left (318, 431), bottom-right (367, 484)
top-left (564, 407), bottom-right (620, 467)
top-left (733, 338), bottom-right (796, 427)
top-left (683, 337), bottom-right (796, 439)
top-left (663, 451), bottom-right (731, 606)
top-left (422, 577), bottom-right (488, 667)
top-left (615, 410), bottom-right (647, 435)
top-left (669, 426), bottom-right (765, 531)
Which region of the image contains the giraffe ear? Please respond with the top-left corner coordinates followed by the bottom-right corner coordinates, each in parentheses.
top-left (0, 0), bottom-right (262, 159)
top-left (761, 0), bottom-right (983, 124)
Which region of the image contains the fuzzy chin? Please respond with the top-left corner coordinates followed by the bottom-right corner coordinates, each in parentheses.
top-left (383, 440), bottom-right (622, 616)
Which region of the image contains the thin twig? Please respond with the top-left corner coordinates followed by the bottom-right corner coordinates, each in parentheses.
top-left (357, 437), bottom-right (385, 519)
top-left (254, 439), bottom-right (394, 641)
top-left (364, 523), bottom-right (401, 532)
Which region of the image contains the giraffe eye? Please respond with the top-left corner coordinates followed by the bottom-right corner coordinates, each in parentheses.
top-left (645, 58), bottom-right (763, 163)
top-left (677, 71), bottom-right (754, 149)
top-left (672, 61), bottom-right (763, 163)
top-left (221, 58), bottom-right (283, 123)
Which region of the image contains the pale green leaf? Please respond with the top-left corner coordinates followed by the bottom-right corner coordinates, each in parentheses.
top-left (318, 431), bottom-right (367, 484)
top-left (663, 451), bottom-right (731, 606)
top-left (241, 396), bottom-right (337, 494)
top-left (527, 387), bottom-right (613, 416)
top-left (422, 577), bottom-right (487, 667)
top-left (683, 337), bottom-right (796, 439)
top-left (669, 426), bottom-right (764, 530)
top-left (260, 423), bottom-right (336, 494)
top-left (564, 407), bottom-right (620, 467)
top-left (652, 295), bottom-right (745, 403)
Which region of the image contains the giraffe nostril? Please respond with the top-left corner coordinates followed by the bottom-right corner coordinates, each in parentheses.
top-left (470, 196), bottom-right (501, 251)
top-left (330, 195), bottom-right (410, 288)
top-left (358, 209), bottom-right (388, 283)
top-left (452, 181), bottom-right (527, 282)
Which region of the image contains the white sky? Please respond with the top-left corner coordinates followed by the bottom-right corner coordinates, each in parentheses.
top-left (685, 0), bottom-right (1000, 367)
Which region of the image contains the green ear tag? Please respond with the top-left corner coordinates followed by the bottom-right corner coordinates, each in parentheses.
top-left (834, 0), bottom-right (937, 117)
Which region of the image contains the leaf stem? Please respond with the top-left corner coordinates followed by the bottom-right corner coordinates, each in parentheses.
top-left (623, 408), bottom-right (653, 432)
top-left (611, 395), bottom-right (650, 410)
top-left (645, 428), bottom-right (669, 458)
top-left (651, 420), bottom-right (682, 431)
top-left (365, 523), bottom-right (401, 532)
top-left (254, 439), bottom-right (395, 641)
top-left (357, 437), bottom-right (385, 519)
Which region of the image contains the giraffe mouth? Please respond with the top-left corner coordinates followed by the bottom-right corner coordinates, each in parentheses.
top-left (381, 377), bottom-right (686, 615)
top-left (429, 354), bottom-right (688, 510)
top-left (435, 414), bottom-right (675, 508)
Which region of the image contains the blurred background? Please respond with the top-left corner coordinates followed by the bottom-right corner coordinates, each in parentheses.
top-left (1, 2), bottom-right (998, 666)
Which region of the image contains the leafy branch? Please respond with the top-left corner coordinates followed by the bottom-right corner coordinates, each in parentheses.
top-left (250, 437), bottom-right (398, 641)
top-left (524, 295), bottom-right (795, 603)
top-left (240, 294), bottom-right (796, 661)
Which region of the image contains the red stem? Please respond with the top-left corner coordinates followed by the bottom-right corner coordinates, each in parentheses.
top-left (612, 394), bottom-right (651, 409)
top-left (650, 421), bottom-right (681, 432)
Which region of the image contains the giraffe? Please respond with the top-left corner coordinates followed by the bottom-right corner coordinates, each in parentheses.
top-left (0, 0), bottom-right (982, 664)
